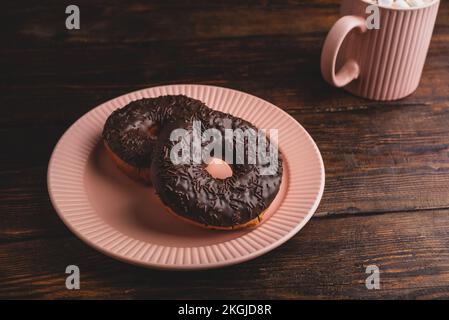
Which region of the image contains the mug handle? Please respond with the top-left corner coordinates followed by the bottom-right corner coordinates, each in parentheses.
top-left (321, 16), bottom-right (367, 88)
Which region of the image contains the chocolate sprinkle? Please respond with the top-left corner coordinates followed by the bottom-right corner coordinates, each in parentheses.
top-left (103, 95), bottom-right (283, 228)
top-left (103, 95), bottom-right (207, 168)
top-left (151, 109), bottom-right (283, 228)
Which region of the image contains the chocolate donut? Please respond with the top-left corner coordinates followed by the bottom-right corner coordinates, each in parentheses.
top-left (102, 95), bottom-right (207, 183)
top-left (150, 109), bottom-right (283, 230)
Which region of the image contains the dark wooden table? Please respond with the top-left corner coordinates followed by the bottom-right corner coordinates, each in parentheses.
top-left (1, 0), bottom-right (449, 299)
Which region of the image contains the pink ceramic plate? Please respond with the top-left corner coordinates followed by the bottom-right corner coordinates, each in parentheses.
top-left (48, 84), bottom-right (325, 270)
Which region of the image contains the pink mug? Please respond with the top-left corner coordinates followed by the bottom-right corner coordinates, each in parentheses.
top-left (321, 0), bottom-right (440, 101)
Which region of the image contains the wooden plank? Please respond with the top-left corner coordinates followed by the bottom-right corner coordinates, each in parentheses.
top-left (1, 1), bottom-right (341, 46)
top-left (303, 100), bottom-right (449, 216)
top-left (1, 32), bottom-right (448, 117)
top-left (0, 167), bottom-right (72, 243)
top-left (1, 209), bottom-right (449, 299)
top-left (2, 0), bottom-right (447, 49)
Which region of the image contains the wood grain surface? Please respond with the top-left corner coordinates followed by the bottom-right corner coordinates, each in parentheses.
top-left (1, 0), bottom-right (449, 299)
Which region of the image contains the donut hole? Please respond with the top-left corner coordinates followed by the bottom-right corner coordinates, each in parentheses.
top-left (205, 158), bottom-right (233, 179)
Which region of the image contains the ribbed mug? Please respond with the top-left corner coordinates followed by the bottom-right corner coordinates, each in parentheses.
top-left (321, 0), bottom-right (440, 101)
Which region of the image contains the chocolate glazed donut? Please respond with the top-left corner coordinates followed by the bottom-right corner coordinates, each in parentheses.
top-left (102, 95), bottom-right (207, 183)
top-left (151, 108), bottom-right (283, 230)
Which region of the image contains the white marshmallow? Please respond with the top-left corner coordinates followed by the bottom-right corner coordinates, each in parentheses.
top-left (379, 0), bottom-right (394, 6)
top-left (394, 0), bottom-right (410, 8)
top-left (366, 0), bottom-right (435, 8)
top-left (407, 0), bottom-right (425, 7)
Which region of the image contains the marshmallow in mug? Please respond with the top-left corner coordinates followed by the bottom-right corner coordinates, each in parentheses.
top-left (365, 0), bottom-right (435, 8)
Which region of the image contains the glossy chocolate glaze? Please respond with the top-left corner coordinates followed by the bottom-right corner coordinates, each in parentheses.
top-left (151, 109), bottom-right (283, 228)
top-left (102, 95), bottom-right (207, 168)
